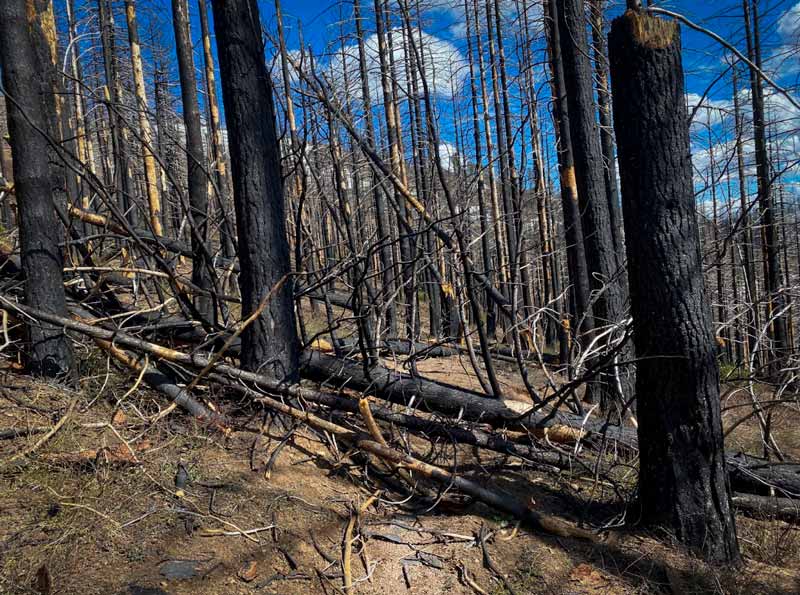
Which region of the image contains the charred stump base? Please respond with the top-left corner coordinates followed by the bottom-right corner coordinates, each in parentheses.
top-left (609, 9), bottom-right (741, 564)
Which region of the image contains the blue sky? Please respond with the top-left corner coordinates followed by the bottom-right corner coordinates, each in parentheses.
top-left (56, 0), bottom-right (800, 204)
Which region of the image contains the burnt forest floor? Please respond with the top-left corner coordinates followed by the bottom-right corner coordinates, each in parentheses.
top-left (0, 333), bottom-right (799, 595)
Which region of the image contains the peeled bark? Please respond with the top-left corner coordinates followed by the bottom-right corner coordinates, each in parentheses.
top-left (0, 0), bottom-right (75, 379)
top-left (212, 0), bottom-right (300, 381)
top-left (125, 0), bottom-right (163, 237)
top-left (609, 9), bottom-right (740, 564)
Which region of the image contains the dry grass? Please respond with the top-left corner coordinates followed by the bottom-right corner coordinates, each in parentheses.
top-left (0, 347), bottom-right (798, 594)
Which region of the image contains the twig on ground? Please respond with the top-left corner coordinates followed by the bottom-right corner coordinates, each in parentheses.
top-left (0, 395), bottom-right (78, 468)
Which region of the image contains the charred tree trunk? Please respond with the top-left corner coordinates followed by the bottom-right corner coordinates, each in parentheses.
top-left (153, 64), bottom-right (182, 238)
top-left (171, 0), bottom-right (213, 321)
top-left (559, 0), bottom-right (631, 408)
top-left (0, 0), bottom-right (75, 379)
top-left (544, 0), bottom-right (594, 348)
top-left (212, 0), bottom-right (300, 381)
top-left (98, 0), bottom-right (136, 226)
top-left (732, 64), bottom-right (759, 368)
top-left (589, 0), bottom-right (623, 256)
top-left (199, 0), bottom-right (236, 259)
top-left (743, 0), bottom-right (788, 372)
top-left (354, 0), bottom-right (397, 337)
top-left (609, 8), bottom-right (740, 564)
top-left (464, 0), bottom-right (496, 339)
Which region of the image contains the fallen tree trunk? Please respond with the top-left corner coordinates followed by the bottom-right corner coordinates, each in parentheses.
top-left (301, 352), bottom-right (637, 448)
top-left (332, 337), bottom-right (561, 364)
top-left (214, 374), bottom-right (604, 543)
top-left (732, 493), bottom-right (800, 523)
top-left (1, 298), bottom-right (798, 499)
top-left (727, 453), bottom-right (800, 498)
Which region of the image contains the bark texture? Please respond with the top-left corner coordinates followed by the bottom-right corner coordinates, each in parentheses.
top-left (172, 0), bottom-right (212, 321)
top-left (609, 9), bottom-right (740, 564)
top-left (212, 0), bottom-right (300, 381)
top-left (0, 0), bottom-right (75, 378)
top-left (558, 0), bottom-right (633, 408)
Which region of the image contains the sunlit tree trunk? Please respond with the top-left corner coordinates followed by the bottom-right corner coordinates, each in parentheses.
top-left (609, 8), bottom-right (740, 564)
top-left (124, 0), bottom-right (163, 236)
top-left (212, 0), bottom-right (300, 380)
top-left (0, 0), bottom-right (75, 379)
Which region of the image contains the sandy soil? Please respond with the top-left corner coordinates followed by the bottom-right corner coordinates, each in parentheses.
top-left (0, 352), bottom-right (799, 595)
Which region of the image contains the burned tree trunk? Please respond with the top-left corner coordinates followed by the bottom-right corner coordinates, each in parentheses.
top-left (743, 0), bottom-right (788, 372)
top-left (198, 0), bottom-right (236, 259)
top-left (171, 0), bottom-right (213, 322)
top-left (589, 0), bottom-right (623, 256)
top-left (544, 0), bottom-right (593, 342)
top-left (212, 0), bottom-right (300, 381)
top-left (125, 0), bottom-right (163, 237)
top-left (0, 0), bottom-right (74, 379)
top-left (609, 8), bottom-right (740, 564)
top-left (354, 0), bottom-right (397, 338)
top-left (559, 0), bottom-right (631, 409)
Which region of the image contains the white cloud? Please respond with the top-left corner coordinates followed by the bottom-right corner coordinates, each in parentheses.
top-left (686, 93), bottom-right (733, 131)
top-left (271, 48), bottom-right (305, 91)
top-left (327, 27), bottom-right (467, 103)
top-left (778, 2), bottom-right (800, 40)
top-left (433, 0), bottom-right (542, 39)
top-left (689, 87), bottom-right (800, 196)
top-left (438, 141), bottom-right (459, 171)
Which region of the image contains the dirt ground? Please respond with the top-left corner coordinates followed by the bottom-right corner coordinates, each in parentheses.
top-left (1, 351), bottom-right (799, 595)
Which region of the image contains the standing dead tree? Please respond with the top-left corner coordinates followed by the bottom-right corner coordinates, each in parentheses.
top-left (213, 0), bottom-right (300, 381)
top-left (609, 6), bottom-right (741, 564)
top-left (0, 0), bottom-right (75, 379)
top-left (558, 0), bottom-right (632, 410)
top-left (172, 0), bottom-right (213, 322)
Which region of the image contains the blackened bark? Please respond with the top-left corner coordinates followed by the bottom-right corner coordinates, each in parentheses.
top-left (172, 0), bottom-right (213, 321)
top-left (354, 0), bottom-right (397, 336)
top-left (731, 65), bottom-right (759, 367)
top-left (0, 0), bottom-right (75, 379)
top-left (212, 0), bottom-right (300, 381)
top-left (544, 0), bottom-right (593, 339)
top-left (559, 0), bottom-right (631, 407)
top-left (98, 0), bottom-right (136, 226)
top-left (198, 0), bottom-right (236, 259)
top-left (743, 0), bottom-right (788, 371)
top-left (464, 0), bottom-right (496, 338)
top-left (609, 9), bottom-right (740, 564)
top-left (589, 0), bottom-right (623, 258)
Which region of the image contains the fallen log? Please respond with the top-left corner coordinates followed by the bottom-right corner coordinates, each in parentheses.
top-left (94, 338), bottom-right (228, 431)
top-left (218, 375), bottom-right (605, 543)
top-left (2, 299), bottom-right (799, 499)
top-left (246, 384), bottom-right (578, 469)
top-left (302, 353), bottom-right (800, 498)
top-left (301, 352), bottom-right (637, 448)
top-left (732, 493), bottom-right (800, 523)
top-left (727, 453), bottom-right (800, 498)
